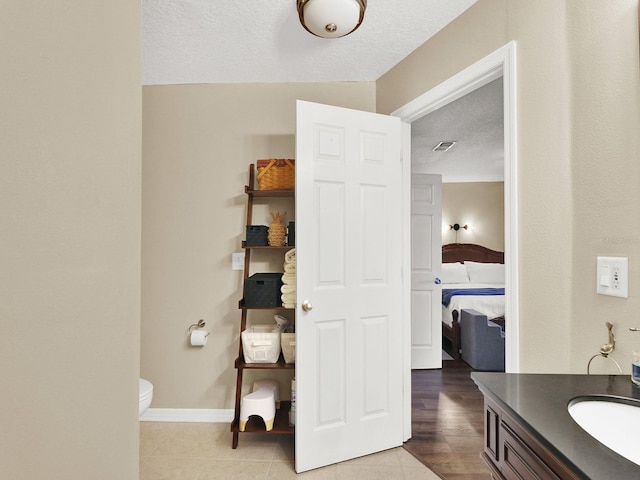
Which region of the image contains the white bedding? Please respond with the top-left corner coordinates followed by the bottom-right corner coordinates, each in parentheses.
top-left (441, 282), bottom-right (505, 327)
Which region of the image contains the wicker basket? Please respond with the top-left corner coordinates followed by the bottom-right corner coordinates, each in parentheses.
top-left (256, 159), bottom-right (295, 190)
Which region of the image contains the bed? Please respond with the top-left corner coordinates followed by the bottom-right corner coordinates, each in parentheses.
top-left (440, 243), bottom-right (505, 358)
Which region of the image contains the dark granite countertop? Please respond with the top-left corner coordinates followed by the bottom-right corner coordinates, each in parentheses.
top-left (471, 373), bottom-right (640, 479)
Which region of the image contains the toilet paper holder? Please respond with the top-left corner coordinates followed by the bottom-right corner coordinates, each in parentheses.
top-left (189, 319), bottom-right (206, 333)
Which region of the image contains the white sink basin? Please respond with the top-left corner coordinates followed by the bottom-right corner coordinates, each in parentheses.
top-left (568, 396), bottom-right (640, 466)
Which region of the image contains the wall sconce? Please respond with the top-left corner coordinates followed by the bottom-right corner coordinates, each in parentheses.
top-left (449, 223), bottom-right (468, 232)
top-left (297, 0), bottom-right (367, 38)
top-left (449, 223), bottom-right (469, 242)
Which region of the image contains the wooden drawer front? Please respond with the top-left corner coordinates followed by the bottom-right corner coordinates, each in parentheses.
top-left (485, 401), bottom-right (500, 462)
top-left (500, 422), bottom-right (561, 480)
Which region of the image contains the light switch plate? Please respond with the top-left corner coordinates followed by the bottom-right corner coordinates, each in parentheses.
top-left (596, 256), bottom-right (628, 298)
top-left (232, 252), bottom-right (245, 270)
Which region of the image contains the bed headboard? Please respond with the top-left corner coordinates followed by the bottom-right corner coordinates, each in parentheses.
top-left (442, 243), bottom-right (504, 264)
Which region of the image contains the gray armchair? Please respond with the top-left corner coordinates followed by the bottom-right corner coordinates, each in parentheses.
top-left (460, 309), bottom-right (505, 371)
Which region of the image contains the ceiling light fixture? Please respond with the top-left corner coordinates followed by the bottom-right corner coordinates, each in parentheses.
top-left (297, 0), bottom-right (367, 38)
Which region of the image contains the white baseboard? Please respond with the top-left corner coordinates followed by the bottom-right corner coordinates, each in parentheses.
top-left (140, 408), bottom-right (234, 423)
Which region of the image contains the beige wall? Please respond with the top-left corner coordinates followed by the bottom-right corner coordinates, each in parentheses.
top-left (1, 2), bottom-right (141, 479)
top-left (568, 1), bottom-right (640, 373)
top-left (442, 183), bottom-right (504, 251)
top-left (378, 0), bottom-right (640, 373)
top-left (10, 0), bottom-right (637, 473)
top-left (141, 83), bottom-right (375, 408)
top-left (141, 0), bottom-right (639, 411)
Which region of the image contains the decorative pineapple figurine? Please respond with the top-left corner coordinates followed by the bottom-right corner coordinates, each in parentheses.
top-left (268, 211), bottom-right (287, 246)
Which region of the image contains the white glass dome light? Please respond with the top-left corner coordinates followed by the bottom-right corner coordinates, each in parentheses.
top-left (297, 0), bottom-right (367, 39)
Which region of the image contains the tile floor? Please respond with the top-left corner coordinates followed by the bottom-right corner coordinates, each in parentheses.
top-left (140, 422), bottom-right (441, 479)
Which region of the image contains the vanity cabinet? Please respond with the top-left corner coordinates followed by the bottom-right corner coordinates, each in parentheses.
top-left (473, 372), bottom-right (640, 480)
top-left (482, 397), bottom-right (580, 480)
top-left (230, 163), bottom-right (295, 449)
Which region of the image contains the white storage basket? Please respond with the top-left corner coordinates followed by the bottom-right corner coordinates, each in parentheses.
top-left (241, 330), bottom-right (281, 363)
top-left (281, 333), bottom-right (296, 364)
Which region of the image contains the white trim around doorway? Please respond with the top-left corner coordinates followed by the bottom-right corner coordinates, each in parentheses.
top-left (392, 41), bottom-right (519, 440)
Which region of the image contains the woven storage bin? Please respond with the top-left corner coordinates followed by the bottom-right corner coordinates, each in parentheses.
top-left (244, 273), bottom-right (283, 308)
top-left (256, 159), bottom-right (295, 190)
top-left (241, 330), bottom-right (281, 363)
top-left (246, 225), bottom-right (269, 246)
top-left (281, 333), bottom-right (296, 364)
top-left (287, 221), bottom-right (295, 246)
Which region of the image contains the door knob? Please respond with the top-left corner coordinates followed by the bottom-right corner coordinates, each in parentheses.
top-left (301, 300), bottom-right (313, 312)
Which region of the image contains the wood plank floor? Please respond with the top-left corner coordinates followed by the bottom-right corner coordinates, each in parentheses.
top-left (403, 358), bottom-right (492, 480)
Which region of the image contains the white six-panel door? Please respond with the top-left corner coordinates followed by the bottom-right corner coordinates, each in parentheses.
top-left (410, 174), bottom-right (442, 369)
top-left (295, 100), bottom-right (404, 473)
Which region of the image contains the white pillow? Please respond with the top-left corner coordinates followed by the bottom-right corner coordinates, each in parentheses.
top-left (464, 261), bottom-right (505, 284)
top-left (440, 263), bottom-right (470, 284)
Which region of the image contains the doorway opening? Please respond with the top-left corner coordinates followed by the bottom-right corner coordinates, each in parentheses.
top-left (415, 77), bottom-right (505, 362)
top-left (393, 41), bottom-right (518, 439)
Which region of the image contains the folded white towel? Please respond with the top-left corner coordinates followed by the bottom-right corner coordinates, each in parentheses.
top-left (281, 293), bottom-right (296, 304)
top-left (285, 248), bottom-right (296, 264)
top-left (284, 263), bottom-right (296, 274)
top-left (283, 302), bottom-right (296, 309)
top-left (281, 284), bottom-right (296, 294)
top-left (281, 273), bottom-right (296, 284)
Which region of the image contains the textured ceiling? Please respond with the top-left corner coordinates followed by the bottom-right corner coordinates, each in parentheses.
top-left (412, 78), bottom-right (504, 183)
top-left (143, 0), bottom-right (500, 184)
top-left (143, 0), bottom-right (478, 85)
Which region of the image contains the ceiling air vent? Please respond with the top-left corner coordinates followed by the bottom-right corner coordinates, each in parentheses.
top-left (431, 141), bottom-right (457, 152)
